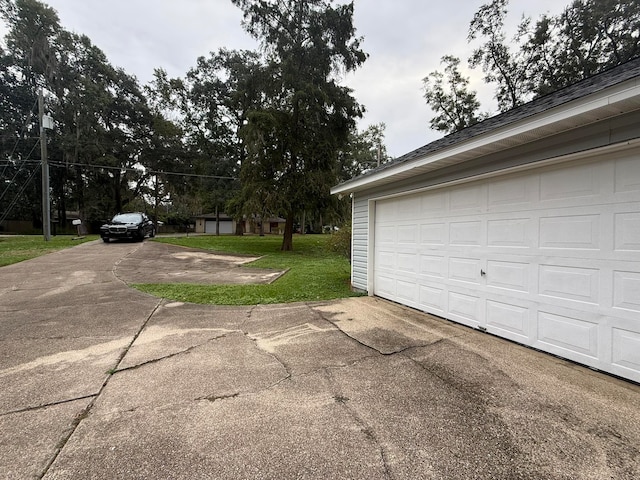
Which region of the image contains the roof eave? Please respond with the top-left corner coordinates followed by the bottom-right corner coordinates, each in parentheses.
top-left (332, 77), bottom-right (640, 197)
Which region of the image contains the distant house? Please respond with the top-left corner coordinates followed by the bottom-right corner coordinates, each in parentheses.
top-left (245, 216), bottom-right (287, 235)
top-left (332, 57), bottom-right (640, 383)
top-left (193, 213), bottom-right (287, 235)
top-left (0, 211), bottom-right (82, 235)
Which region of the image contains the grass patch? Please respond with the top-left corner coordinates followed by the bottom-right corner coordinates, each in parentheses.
top-left (135, 234), bottom-right (362, 305)
top-left (0, 235), bottom-right (99, 267)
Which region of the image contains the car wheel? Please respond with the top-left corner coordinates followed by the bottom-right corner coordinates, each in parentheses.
top-left (102, 237), bottom-right (109, 243)
top-left (150, 228), bottom-right (155, 238)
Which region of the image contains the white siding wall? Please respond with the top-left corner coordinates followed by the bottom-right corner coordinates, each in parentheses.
top-left (351, 197), bottom-right (369, 291)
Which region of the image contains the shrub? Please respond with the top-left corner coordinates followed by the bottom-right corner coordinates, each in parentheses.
top-left (327, 225), bottom-right (351, 259)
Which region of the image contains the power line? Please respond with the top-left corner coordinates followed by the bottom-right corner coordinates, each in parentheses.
top-left (46, 159), bottom-right (236, 180)
top-left (0, 138), bottom-right (41, 204)
top-left (0, 98), bottom-right (39, 179)
top-left (0, 164), bottom-right (39, 225)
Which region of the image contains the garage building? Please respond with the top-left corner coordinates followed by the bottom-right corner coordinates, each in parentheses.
top-left (194, 213), bottom-right (235, 234)
top-left (332, 58), bottom-right (640, 383)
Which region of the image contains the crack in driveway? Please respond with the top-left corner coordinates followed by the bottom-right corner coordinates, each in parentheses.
top-left (323, 367), bottom-right (393, 479)
top-left (38, 299), bottom-right (163, 479)
top-left (0, 394), bottom-right (97, 418)
top-left (111, 333), bottom-right (230, 374)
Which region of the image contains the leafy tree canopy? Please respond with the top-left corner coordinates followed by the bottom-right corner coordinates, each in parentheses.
top-left (422, 56), bottom-right (486, 135)
top-left (423, 0), bottom-right (640, 134)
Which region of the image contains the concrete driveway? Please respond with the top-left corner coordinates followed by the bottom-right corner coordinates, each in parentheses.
top-left (1, 239), bottom-right (639, 479)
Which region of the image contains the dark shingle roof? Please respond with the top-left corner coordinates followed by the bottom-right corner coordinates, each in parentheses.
top-left (359, 56), bottom-right (640, 179)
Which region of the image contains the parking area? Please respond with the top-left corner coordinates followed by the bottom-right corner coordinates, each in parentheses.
top-left (1, 240), bottom-right (639, 479)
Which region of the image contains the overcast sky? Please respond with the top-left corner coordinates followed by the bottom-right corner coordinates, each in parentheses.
top-left (4, 0), bottom-right (567, 157)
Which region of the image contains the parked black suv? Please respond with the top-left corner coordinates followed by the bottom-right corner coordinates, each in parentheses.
top-left (100, 212), bottom-right (155, 243)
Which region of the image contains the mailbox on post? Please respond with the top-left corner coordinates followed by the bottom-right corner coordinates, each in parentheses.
top-left (72, 219), bottom-right (84, 238)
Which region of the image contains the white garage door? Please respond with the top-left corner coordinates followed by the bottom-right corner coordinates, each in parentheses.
top-left (205, 220), bottom-right (233, 234)
top-left (374, 153), bottom-right (640, 382)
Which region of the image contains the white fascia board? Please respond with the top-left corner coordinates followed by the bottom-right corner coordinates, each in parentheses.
top-left (332, 79), bottom-right (640, 196)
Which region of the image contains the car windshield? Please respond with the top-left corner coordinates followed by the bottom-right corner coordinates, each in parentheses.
top-left (112, 213), bottom-right (142, 224)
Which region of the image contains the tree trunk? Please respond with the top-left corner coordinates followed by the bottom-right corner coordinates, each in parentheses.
top-left (281, 211), bottom-right (294, 251)
top-left (154, 176), bottom-right (159, 231)
top-left (235, 218), bottom-right (244, 236)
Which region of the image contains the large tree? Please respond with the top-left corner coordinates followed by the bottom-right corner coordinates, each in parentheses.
top-left (231, 0), bottom-right (367, 250)
top-left (423, 0), bottom-right (640, 134)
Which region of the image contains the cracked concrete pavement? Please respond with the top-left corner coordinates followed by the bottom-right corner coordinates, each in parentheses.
top-left (1, 239), bottom-right (639, 479)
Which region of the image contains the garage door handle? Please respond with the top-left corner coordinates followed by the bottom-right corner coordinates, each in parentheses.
top-left (480, 269), bottom-right (486, 276)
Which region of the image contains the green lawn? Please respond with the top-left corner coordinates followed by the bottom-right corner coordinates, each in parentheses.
top-left (135, 234), bottom-right (362, 305)
top-left (0, 235), bottom-right (98, 267)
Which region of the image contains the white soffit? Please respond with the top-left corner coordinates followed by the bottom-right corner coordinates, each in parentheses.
top-left (332, 79), bottom-right (640, 196)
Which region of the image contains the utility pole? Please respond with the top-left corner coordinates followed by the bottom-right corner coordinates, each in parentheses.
top-left (154, 174), bottom-right (159, 232)
top-left (39, 90), bottom-right (51, 241)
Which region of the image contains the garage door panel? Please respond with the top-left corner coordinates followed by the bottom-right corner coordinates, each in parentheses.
top-left (537, 310), bottom-right (599, 359)
top-left (397, 224), bottom-right (418, 244)
top-left (613, 270), bottom-right (640, 312)
top-left (539, 214), bottom-right (601, 250)
top-left (421, 191), bottom-right (447, 213)
top-left (397, 196), bottom-right (422, 220)
top-left (540, 162), bottom-right (601, 201)
top-left (487, 218), bottom-right (533, 248)
top-left (448, 291), bottom-right (481, 326)
top-left (614, 212), bottom-right (640, 250)
top-left (419, 254), bottom-right (446, 278)
top-left (375, 275), bottom-right (396, 298)
top-left (539, 264), bottom-right (600, 304)
top-left (420, 222), bottom-right (446, 245)
top-left (375, 250), bottom-right (395, 271)
top-left (612, 326), bottom-right (640, 373)
top-left (449, 257), bottom-right (481, 284)
top-left (488, 176), bottom-right (534, 209)
top-left (376, 225), bottom-right (396, 244)
top-left (614, 155), bottom-right (640, 193)
top-left (396, 279), bottom-right (419, 306)
top-left (419, 285), bottom-right (446, 313)
top-left (450, 220), bottom-right (483, 246)
top-left (397, 252), bottom-right (419, 274)
top-left (486, 260), bottom-right (530, 293)
top-left (376, 199), bottom-right (398, 218)
top-left (486, 300), bottom-right (530, 340)
top-left (450, 184), bottom-right (485, 213)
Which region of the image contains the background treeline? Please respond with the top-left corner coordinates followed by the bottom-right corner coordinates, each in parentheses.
top-left (1, 0), bottom-right (638, 248)
top-left (423, 0), bottom-right (640, 134)
top-left (0, 0), bottom-right (390, 248)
